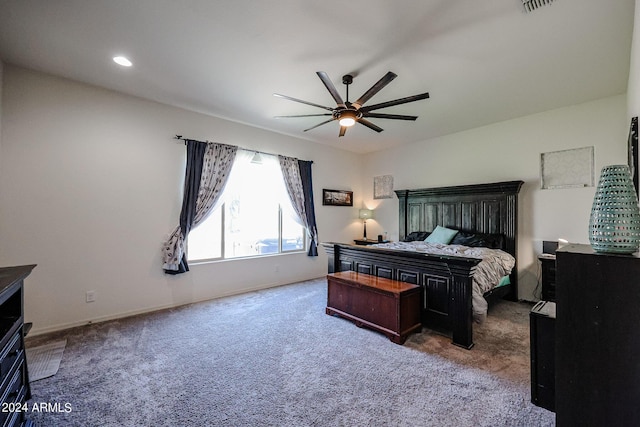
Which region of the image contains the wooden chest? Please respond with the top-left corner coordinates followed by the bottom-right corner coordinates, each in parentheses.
top-left (326, 271), bottom-right (422, 344)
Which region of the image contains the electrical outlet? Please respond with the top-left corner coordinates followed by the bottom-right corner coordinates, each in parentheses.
top-left (274, 264), bottom-right (279, 272)
top-left (86, 290), bottom-right (96, 303)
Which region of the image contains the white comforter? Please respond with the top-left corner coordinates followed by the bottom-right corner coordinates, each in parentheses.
top-left (369, 241), bottom-right (515, 322)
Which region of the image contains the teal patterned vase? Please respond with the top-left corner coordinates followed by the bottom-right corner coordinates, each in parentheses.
top-left (589, 165), bottom-right (640, 254)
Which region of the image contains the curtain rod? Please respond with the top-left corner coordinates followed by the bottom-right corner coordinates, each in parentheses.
top-left (173, 135), bottom-right (312, 163)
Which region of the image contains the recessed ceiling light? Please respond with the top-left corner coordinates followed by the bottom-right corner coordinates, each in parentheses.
top-left (113, 56), bottom-right (132, 67)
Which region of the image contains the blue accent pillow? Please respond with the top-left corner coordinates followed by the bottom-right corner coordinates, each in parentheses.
top-left (424, 226), bottom-right (458, 244)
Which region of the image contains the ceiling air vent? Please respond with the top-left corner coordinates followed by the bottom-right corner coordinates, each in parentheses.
top-left (522, 0), bottom-right (554, 13)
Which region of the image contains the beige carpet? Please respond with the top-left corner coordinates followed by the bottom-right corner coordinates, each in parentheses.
top-left (24, 280), bottom-right (553, 426)
top-left (26, 339), bottom-right (67, 381)
top-left (406, 299), bottom-right (534, 384)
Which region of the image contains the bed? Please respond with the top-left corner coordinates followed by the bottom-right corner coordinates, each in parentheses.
top-left (321, 180), bottom-right (523, 349)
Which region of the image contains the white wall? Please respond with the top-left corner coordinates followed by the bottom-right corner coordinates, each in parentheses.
top-left (0, 62), bottom-right (631, 333)
top-left (362, 95), bottom-right (628, 301)
top-left (0, 61), bottom-right (3, 166)
top-left (0, 65), bottom-right (364, 335)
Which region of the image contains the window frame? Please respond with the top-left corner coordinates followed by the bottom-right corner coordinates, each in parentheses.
top-left (187, 202), bottom-right (307, 263)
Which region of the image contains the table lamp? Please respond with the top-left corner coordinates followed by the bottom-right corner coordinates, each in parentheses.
top-left (359, 209), bottom-right (374, 240)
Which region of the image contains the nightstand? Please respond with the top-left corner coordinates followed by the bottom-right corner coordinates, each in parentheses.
top-left (538, 254), bottom-right (556, 302)
top-left (353, 239), bottom-right (386, 246)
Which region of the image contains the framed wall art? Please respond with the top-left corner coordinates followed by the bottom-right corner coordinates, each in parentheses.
top-left (540, 146), bottom-right (594, 189)
top-left (322, 189), bottom-right (353, 206)
top-left (373, 175), bottom-right (394, 199)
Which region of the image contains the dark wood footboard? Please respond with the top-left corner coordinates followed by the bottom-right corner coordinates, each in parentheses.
top-left (322, 242), bottom-right (481, 349)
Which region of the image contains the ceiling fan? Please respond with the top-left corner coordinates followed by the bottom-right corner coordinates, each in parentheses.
top-left (273, 71), bottom-right (430, 137)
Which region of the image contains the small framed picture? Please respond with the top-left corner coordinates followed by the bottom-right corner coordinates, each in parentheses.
top-left (322, 189), bottom-right (353, 206)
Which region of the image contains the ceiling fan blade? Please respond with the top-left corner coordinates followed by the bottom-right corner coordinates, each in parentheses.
top-left (303, 118), bottom-right (335, 132)
top-left (273, 93), bottom-right (334, 112)
top-left (274, 113), bottom-right (333, 118)
top-left (363, 112), bottom-right (418, 121)
top-left (357, 118), bottom-right (383, 133)
top-left (352, 71), bottom-right (397, 109)
top-left (339, 126), bottom-right (347, 137)
top-left (316, 72), bottom-right (345, 107)
top-left (360, 92), bottom-right (430, 112)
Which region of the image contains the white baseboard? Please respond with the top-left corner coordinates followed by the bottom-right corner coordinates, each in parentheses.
top-left (28, 276), bottom-right (326, 336)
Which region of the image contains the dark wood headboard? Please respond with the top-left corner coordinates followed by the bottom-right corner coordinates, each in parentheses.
top-left (395, 180), bottom-right (524, 291)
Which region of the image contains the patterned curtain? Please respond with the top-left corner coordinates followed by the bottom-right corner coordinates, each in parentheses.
top-left (278, 156), bottom-right (318, 256)
top-left (163, 141), bottom-right (237, 274)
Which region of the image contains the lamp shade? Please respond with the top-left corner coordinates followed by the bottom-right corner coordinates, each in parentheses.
top-left (359, 209), bottom-right (374, 220)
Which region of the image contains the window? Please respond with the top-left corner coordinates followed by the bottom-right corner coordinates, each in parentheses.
top-left (187, 150), bottom-right (305, 261)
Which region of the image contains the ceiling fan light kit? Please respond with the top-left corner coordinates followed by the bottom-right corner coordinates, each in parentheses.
top-left (274, 71), bottom-right (429, 137)
top-left (338, 110), bottom-right (358, 127)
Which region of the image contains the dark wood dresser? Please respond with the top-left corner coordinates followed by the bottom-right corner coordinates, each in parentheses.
top-left (555, 245), bottom-right (640, 426)
top-left (0, 265), bottom-right (36, 427)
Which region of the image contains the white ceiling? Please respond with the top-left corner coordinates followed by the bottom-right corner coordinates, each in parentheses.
top-left (0, 0), bottom-right (635, 153)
